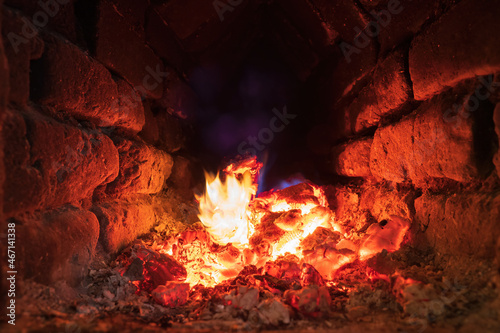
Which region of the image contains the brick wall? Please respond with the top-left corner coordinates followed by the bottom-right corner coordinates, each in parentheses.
top-left (0, 0), bottom-right (203, 287)
top-left (322, 0), bottom-right (500, 264)
top-left (0, 0), bottom-right (8, 316)
top-left (1, 0), bottom-right (499, 290)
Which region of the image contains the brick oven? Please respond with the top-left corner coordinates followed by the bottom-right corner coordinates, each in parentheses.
top-left (1, 0), bottom-right (500, 332)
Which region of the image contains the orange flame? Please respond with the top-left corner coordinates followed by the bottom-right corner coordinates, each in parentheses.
top-left (195, 157), bottom-right (262, 246)
top-left (172, 157), bottom-right (411, 288)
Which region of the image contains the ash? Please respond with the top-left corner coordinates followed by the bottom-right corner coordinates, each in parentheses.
top-left (9, 239), bottom-right (500, 333)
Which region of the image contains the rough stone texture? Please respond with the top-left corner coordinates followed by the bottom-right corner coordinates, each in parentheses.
top-left (145, 8), bottom-right (194, 74)
top-left (409, 0), bottom-right (500, 100)
top-left (309, 0), bottom-right (368, 42)
top-left (497, 237), bottom-right (500, 272)
top-left (331, 137), bottom-right (373, 178)
top-left (154, 0), bottom-right (256, 53)
top-left (324, 185), bottom-right (372, 232)
top-left (325, 183), bottom-right (416, 233)
top-left (347, 49), bottom-right (412, 133)
top-left (494, 104), bottom-right (500, 177)
top-left (91, 196), bottom-right (158, 253)
top-left (0, 0), bottom-right (7, 219)
top-left (106, 0), bottom-right (149, 35)
top-left (0, 0), bottom-right (8, 311)
top-left (270, 6), bottom-right (319, 81)
top-left (167, 155), bottom-right (200, 200)
top-left (414, 191), bottom-right (500, 259)
top-left (491, 73), bottom-right (500, 104)
top-left (4, 0), bottom-right (79, 43)
top-left (276, 0), bottom-right (338, 52)
top-left (370, 83), bottom-right (493, 185)
top-left (31, 33), bottom-right (145, 134)
top-left (113, 79), bottom-right (145, 134)
top-left (357, 0), bottom-right (387, 9)
top-left (329, 184), bottom-right (409, 227)
top-left (333, 35), bottom-right (378, 100)
top-left (361, 185), bottom-right (416, 222)
top-left (105, 138), bottom-right (174, 197)
top-left (363, 0), bottom-right (456, 55)
top-left (1, 7), bottom-right (44, 105)
top-left (156, 111), bottom-right (186, 153)
top-left (3, 108), bottom-right (119, 217)
top-left (94, 0), bottom-right (164, 99)
top-left (325, 41), bottom-right (378, 142)
top-left (153, 191), bottom-right (199, 229)
top-left (157, 68), bottom-right (199, 120)
top-left (16, 206), bottom-right (99, 285)
top-left (139, 102), bottom-right (159, 146)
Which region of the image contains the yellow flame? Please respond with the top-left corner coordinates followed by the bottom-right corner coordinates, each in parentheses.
top-left (196, 170), bottom-right (257, 246)
top-left (185, 158), bottom-right (409, 288)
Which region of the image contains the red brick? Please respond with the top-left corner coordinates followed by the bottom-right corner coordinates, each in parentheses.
top-left (16, 206), bottom-right (99, 285)
top-left (112, 79), bottom-right (146, 134)
top-left (309, 0), bottom-right (368, 42)
top-left (347, 49), bottom-right (412, 133)
top-left (495, 104), bottom-right (500, 177)
top-left (106, 0), bottom-right (149, 34)
top-left (157, 68), bottom-right (199, 120)
top-left (0, 0), bottom-right (8, 310)
top-left (331, 137), bottom-right (373, 178)
top-left (91, 195), bottom-right (171, 253)
top-left (154, 0), bottom-right (257, 53)
top-left (0, 4), bottom-right (8, 210)
top-left (94, 0), bottom-right (164, 99)
top-left (4, 0), bottom-right (79, 43)
top-left (325, 183), bottom-right (416, 231)
top-left (152, 192), bottom-right (199, 227)
top-left (491, 73), bottom-right (500, 104)
top-left (105, 138), bottom-right (173, 197)
top-left (275, 0), bottom-right (338, 53)
top-left (370, 82), bottom-right (492, 185)
top-left (414, 192), bottom-right (500, 259)
top-left (167, 155), bottom-right (201, 200)
top-left (358, 0), bottom-right (386, 9)
top-left (3, 108), bottom-right (119, 217)
top-left (139, 101), bottom-right (159, 146)
top-left (32, 33), bottom-right (145, 134)
top-left (145, 8), bottom-right (194, 74)
top-left (363, 0), bottom-right (455, 55)
top-left (336, 38), bottom-right (378, 98)
top-left (154, 0), bottom-right (218, 40)
top-left (2, 7), bottom-right (44, 105)
top-left (324, 185), bottom-right (370, 231)
top-left (361, 184), bottom-right (416, 222)
top-left (409, 0), bottom-right (500, 100)
top-left (155, 110), bottom-right (187, 154)
top-left (325, 41), bottom-right (378, 141)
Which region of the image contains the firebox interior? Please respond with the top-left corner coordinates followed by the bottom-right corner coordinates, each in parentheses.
top-left (1, 0), bottom-right (500, 332)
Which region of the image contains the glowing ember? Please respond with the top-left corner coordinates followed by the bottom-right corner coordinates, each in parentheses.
top-left (359, 216), bottom-right (410, 260)
top-left (131, 156), bottom-right (410, 290)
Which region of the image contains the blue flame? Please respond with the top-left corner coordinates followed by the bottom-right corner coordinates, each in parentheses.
top-left (275, 175), bottom-right (306, 190)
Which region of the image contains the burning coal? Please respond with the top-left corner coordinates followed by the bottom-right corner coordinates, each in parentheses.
top-left (120, 156), bottom-right (410, 306)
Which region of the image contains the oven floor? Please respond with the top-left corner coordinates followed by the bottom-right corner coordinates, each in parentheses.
top-left (3, 246), bottom-right (499, 333)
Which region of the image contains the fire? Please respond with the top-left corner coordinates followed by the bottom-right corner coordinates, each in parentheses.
top-left (131, 156), bottom-right (410, 291)
top-left (195, 157), bottom-right (262, 245)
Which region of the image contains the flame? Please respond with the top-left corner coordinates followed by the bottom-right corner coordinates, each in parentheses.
top-left (140, 157), bottom-right (411, 289)
top-left (195, 157), bottom-right (262, 246)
